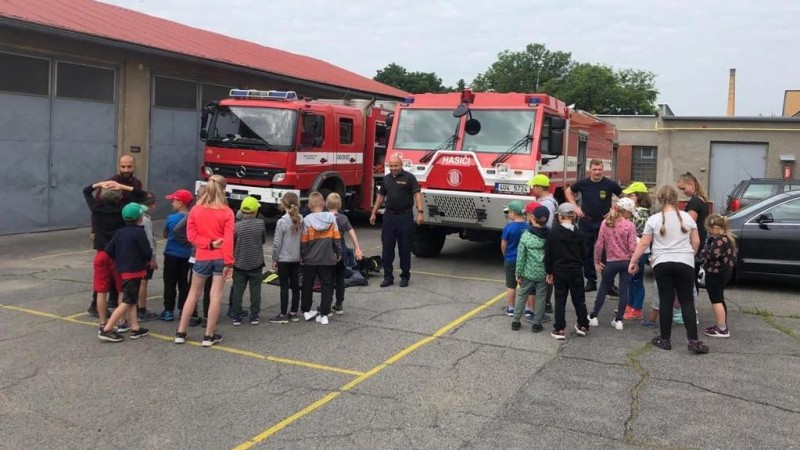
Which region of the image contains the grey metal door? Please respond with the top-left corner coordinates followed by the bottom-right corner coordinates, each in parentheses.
top-left (0, 93), bottom-right (51, 234)
top-left (49, 98), bottom-right (117, 227)
top-left (149, 76), bottom-right (200, 218)
top-left (709, 142), bottom-right (767, 211)
top-left (149, 108), bottom-right (200, 218)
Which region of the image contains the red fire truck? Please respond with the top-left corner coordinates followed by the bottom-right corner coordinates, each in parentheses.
top-left (384, 90), bottom-right (618, 257)
top-left (197, 89), bottom-right (396, 215)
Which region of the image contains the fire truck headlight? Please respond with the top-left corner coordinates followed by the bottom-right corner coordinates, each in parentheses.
top-left (272, 173), bottom-right (286, 183)
top-left (202, 165), bottom-right (213, 177)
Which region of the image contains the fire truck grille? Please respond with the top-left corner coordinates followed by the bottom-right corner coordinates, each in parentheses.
top-left (431, 195), bottom-right (479, 220)
top-left (208, 164), bottom-right (280, 181)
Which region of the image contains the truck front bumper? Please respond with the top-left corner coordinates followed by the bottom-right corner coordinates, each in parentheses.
top-left (195, 181), bottom-right (300, 205)
top-left (421, 189), bottom-right (533, 231)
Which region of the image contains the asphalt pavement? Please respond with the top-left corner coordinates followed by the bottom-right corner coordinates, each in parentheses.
top-left (1, 218), bottom-right (798, 449)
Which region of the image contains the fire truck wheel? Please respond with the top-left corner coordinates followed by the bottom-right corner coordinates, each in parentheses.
top-left (411, 226), bottom-right (446, 258)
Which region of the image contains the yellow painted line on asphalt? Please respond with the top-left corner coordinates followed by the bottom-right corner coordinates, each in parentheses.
top-left (232, 290), bottom-right (506, 449)
top-left (28, 239), bottom-right (167, 261)
top-left (1, 307), bottom-right (364, 377)
top-left (408, 269), bottom-right (504, 284)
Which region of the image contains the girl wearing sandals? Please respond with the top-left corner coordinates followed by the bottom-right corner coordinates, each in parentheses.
top-left (628, 185), bottom-right (709, 354)
top-left (174, 175), bottom-right (234, 347)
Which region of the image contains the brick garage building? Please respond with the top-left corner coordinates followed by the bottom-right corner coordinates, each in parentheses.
top-left (0, 0), bottom-right (405, 234)
top-left (602, 105), bottom-right (800, 211)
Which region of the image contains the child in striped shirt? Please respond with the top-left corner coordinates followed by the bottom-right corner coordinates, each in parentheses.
top-left (229, 197), bottom-right (267, 326)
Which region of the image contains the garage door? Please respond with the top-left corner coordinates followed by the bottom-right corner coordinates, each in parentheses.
top-left (0, 53), bottom-right (116, 235)
top-left (148, 78), bottom-right (231, 218)
top-left (709, 142), bottom-right (767, 212)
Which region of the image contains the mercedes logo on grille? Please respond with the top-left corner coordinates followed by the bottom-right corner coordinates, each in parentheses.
top-left (235, 166), bottom-right (247, 178)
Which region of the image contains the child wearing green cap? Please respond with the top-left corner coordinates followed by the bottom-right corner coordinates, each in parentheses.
top-left (98, 203), bottom-right (153, 342)
top-left (230, 197), bottom-right (267, 325)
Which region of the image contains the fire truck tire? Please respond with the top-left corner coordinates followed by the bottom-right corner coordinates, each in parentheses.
top-left (411, 226), bottom-right (446, 258)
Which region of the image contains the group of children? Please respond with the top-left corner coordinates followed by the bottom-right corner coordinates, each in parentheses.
top-left (90, 176), bottom-right (363, 345)
top-left (502, 179), bottom-right (737, 345)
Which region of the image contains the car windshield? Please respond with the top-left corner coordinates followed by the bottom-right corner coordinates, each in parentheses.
top-left (207, 106), bottom-right (296, 151)
top-left (462, 110), bottom-right (536, 154)
top-left (393, 109), bottom-right (460, 150)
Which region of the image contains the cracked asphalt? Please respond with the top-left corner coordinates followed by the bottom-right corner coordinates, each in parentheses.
top-left (1, 217), bottom-right (799, 449)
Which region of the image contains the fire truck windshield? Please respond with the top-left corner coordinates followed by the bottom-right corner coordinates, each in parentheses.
top-left (462, 110), bottom-right (537, 154)
top-left (393, 109), bottom-right (460, 150)
top-left (207, 106), bottom-right (297, 151)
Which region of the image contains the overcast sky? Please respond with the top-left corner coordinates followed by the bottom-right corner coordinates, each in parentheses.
top-left (101, 0), bottom-right (799, 116)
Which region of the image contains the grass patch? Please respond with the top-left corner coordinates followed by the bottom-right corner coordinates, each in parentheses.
top-left (763, 315), bottom-right (800, 341)
top-left (741, 307), bottom-right (773, 317)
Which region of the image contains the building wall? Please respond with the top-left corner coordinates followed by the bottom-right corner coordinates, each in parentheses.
top-left (0, 26), bottom-right (378, 187)
top-left (604, 113), bottom-right (800, 203)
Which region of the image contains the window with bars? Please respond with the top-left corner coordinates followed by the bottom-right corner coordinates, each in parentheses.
top-left (631, 146), bottom-right (658, 184)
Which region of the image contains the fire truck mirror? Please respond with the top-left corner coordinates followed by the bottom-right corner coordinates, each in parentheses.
top-left (550, 117), bottom-right (567, 130)
top-left (453, 104), bottom-right (470, 118)
top-left (548, 129), bottom-right (564, 156)
top-left (385, 113), bottom-right (394, 128)
top-left (465, 118), bottom-right (482, 136)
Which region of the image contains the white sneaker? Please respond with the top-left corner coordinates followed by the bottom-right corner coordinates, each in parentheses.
top-left (588, 315), bottom-right (599, 327)
top-left (318, 315), bottom-right (329, 325)
top-left (611, 319), bottom-right (624, 330)
top-left (303, 310), bottom-right (318, 321)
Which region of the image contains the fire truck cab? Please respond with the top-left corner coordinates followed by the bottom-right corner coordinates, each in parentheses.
top-left (385, 90), bottom-right (617, 257)
top-left (198, 89), bottom-right (394, 215)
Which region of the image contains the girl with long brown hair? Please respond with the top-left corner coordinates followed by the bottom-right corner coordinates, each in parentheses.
top-left (629, 185), bottom-right (709, 354)
top-left (270, 192), bottom-right (303, 323)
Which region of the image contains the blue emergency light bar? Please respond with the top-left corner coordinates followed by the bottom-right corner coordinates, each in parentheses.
top-left (229, 89), bottom-right (298, 100)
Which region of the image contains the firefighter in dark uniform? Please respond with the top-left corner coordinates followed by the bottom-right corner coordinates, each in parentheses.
top-left (370, 155), bottom-right (424, 287)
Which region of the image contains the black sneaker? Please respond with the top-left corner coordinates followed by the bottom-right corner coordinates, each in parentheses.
top-left (511, 321), bottom-right (521, 331)
top-left (399, 278), bottom-right (409, 287)
top-left (288, 312), bottom-right (300, 322)
top-left (130, 328), bottom-right (150, 339)
top-left (269, 314), bottom-right (289, 324)
top-left (651, 336), bottom-right (672, 350)
top-left (202, 333), bottom-right (222, 347)
top-left (250, 314), bottom-right (260, 325)
top-left (608, 285), bottom-right (620, 297)
top-left (380, 279), bottom-right (393, 288)
top-left (545, 302), bottom-right (553, 314)
top-left (584, 282), bottom-right (597, 292)
top-left (116, 321), bottom-right (131, 333)
top-left (189, 316), bottom-right (203, 327)
top-left (174, 331), bottom-right (187, 344)
top-left (688, 340), bottom-right (709, 354)
top-left (332, 304), bottom-right (344, 315)
top-left (232, 316), bottom-right (243, 326)
top-left (88, 305), bottom-right (99, 317)
top-left (98, 329), bottom-right (123, 343)
top-left (531, 323), bottom-right (544, 333)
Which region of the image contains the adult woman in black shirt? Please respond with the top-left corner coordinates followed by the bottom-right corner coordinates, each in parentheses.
top-left (677, 172), bottom-right (709, 289)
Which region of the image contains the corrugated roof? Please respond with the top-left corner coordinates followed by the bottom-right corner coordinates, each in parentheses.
top-left (0, 0), bottom-right (408, 99)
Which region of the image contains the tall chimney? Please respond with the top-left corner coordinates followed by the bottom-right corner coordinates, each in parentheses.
top-left (727, 68), bottom-right (736, 116)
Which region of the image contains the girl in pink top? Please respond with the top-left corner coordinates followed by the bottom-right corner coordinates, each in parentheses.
top-left (588, 197), bottom-right (638, 330)
top-left (174, 175), bottom-right (235, 347)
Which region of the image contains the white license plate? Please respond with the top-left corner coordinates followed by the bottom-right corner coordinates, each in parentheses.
top-left (228, 192), bottom-right (247, 200)
top-left (495, 183), bottom-right (530, 195)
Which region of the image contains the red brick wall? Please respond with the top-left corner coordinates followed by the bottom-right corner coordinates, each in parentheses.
top-left (616, 145), bottom-right (633, 185)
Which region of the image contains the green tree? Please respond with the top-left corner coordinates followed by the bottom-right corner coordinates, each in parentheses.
top-left (472, 43), bottom-right (659, 114)
top-left (374, 63), bottom-right (448, 94)
top-left (471, 43), bottom-right (573, 93)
